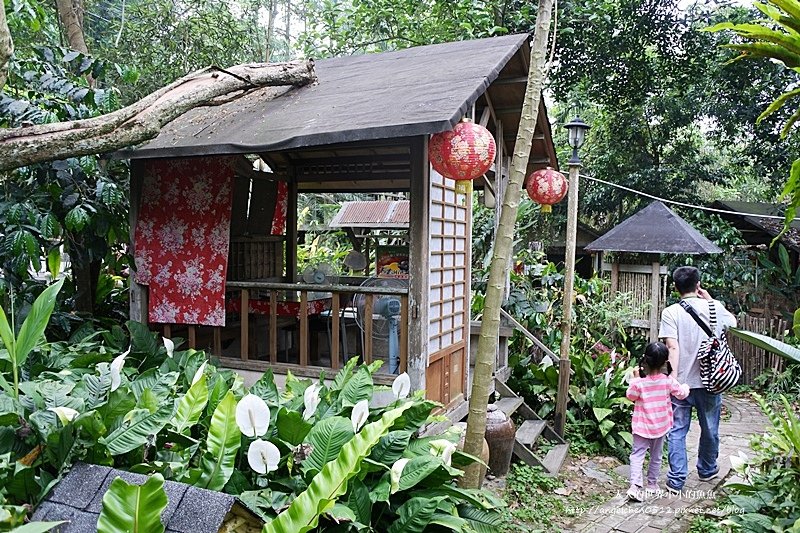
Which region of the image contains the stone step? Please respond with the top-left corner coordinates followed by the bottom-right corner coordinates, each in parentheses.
top-left (516, 420), bottom-right (546, 447)
top-left (495, 397), bottom-right (523, 417)
top-left (542, 444), bottom-right (569, 476)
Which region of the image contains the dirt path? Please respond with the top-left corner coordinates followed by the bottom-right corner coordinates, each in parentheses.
top-left (563, 396), bottom-right (768, 533)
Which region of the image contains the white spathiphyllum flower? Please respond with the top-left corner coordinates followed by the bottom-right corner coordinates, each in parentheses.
top-left (392, 372), bottom-right (411, 400)
top-left (540, 354), bottom-right (554, 369)
top-left (48, 406), bottom-right (79, 425)
top-left (303, 384), bottom-right (321, 421)
top-left (730, 451), bottom-right (749, 473)
top-left (191, 362), bottom-right (207, 386)
top-left (109, 346), bottom-right (130, 392)
top-left (235, 394), bottom-right (270, 438)
top-left (390, 458), bottom-right (410, 494)
top-left (163, 337), bottom-right (175, 358)
top-left (351, 400), bottom-right (369, 432)
top-left (429, 439), bottom-right (457, 467)
top-left (610, 349), bottom-right (617, 365)
top-left (247, 439), bottom-right (280, 474)
top-left (603, 367), bottom-right (613, 386)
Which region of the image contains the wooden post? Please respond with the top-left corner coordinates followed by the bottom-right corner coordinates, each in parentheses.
top-left (188, 325), bottom-right (196, 349)
top-left (163, 324), bottom-right (171, 339)
top-left (407, 136), bottom-right (430, 393)
top-left (240, 289), bottom-right (249, 361)
top-left (300, 291), bottom-right (309, 366)
top-left (556, 158), bottom-right (581, 437)
top-left (610, 261), bottom-right (619, 295)
top-left (331, 295), bottom-right (340, 370)
top-left (650, 261), bottom-right (661, 342)
top-left (129, 160), bottom-right (148, 324)
top-left (269, 290), bottom-right (277, 364)
top-left (286, 176), bottom-right (298, 282)
top-left (213, 327), bottom-right (222, 356)
top-left (400, 294), bottom-right (409, 373)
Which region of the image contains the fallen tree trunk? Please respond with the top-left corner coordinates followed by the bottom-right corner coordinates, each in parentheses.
top-left (0, 60), bottom-right (316, 171)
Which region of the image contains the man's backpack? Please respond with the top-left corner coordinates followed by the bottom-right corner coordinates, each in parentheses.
top-left (679, 300), bottom-right (741, 394)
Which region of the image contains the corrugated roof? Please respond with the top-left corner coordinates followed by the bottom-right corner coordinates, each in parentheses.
top-left (30, 463), bottom-right (262, 533)
top-left (584, 201), bottom-right (722, 254)
top-left (116, 34), bottom-right (531, 159)
top-left (329, 200), bottom-right (410, 228)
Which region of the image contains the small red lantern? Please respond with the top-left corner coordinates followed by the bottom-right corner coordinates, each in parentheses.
top-left (429, 119), bottom-right (496, 194)
top-left (525, 167), bottom-right (568, 213)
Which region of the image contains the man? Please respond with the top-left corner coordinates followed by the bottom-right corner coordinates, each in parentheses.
top-left (658, 266), bottom-right (736, 493)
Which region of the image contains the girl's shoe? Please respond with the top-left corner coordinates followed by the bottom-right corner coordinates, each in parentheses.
top-left (626, 486), bottom-right (644, 502)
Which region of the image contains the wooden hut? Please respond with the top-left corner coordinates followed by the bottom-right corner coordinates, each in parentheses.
top-left (117, 34), bottom-right (557, 418)
top-left (584, 201), bottom-right (722, 340)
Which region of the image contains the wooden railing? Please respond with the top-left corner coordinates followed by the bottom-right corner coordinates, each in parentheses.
top-left (225, 281), bottom-right (409, 373)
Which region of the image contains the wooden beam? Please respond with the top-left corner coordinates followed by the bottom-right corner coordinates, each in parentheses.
top-left (240, 289), bottom-right (249, 361)
top-left (332, 295), bottom-right (341, 370)
top-left (286, 176), bottom-right (298, 282)
top-left (300, 291), bottom-right (309, 367)
top-left (400, 295), bottom-right (409, 373)
top-left (188, 325), bottom-right (196, 349)
top-left (610, 262), bottom-right (619, 294)
top-left (269, 291), bottom-right (277, 364)
top-left (128, 160), bottom-right (148, 324)
top-left (407, 136), bottom-right (430, 393)
top-left (650, 262), bottom-right (661, 342)
top-left (482, 91), bottom-right (498, 127)
top-left (493, 75), bottom-right (528, 85)
top-left (363, 294), bottom-right (373, 364)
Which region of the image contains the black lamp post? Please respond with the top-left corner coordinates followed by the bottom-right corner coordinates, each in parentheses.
top-left (555, 116), bottom-right (591, 437)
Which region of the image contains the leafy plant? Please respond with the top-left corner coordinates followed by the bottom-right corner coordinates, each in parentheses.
top-left (727, 328), bottom-right (800, 363)
top-left (96, 474), bottom-right (169, 533)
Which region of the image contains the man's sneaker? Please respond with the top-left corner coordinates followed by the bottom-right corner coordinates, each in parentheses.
top-left (626, 486), bottom-right (644, 502)
top-left (665, 482), bottom-right (682, 495)
top-left (698, 468), bottom-right (720, 482)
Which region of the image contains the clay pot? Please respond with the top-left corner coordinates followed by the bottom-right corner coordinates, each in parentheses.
top-left (484, 403), bottom-right (516, 476)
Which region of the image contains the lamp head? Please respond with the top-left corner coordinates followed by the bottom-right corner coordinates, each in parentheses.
top-left (565, 116), bottom-right (590, 150)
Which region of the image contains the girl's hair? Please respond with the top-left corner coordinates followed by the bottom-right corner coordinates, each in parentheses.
top-left (639, 341), bottom-right (672, 377)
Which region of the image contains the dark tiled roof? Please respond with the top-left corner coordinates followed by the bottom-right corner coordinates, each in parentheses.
top-left (584, 201), bottom-right (722, 254)
top-left (116, 34), bottom-right (531, 159)
top-left (31, 463), bottom-right (261, 533)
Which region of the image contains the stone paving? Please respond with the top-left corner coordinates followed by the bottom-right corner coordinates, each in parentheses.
top-left (564, 396), bottom-right (768, 533)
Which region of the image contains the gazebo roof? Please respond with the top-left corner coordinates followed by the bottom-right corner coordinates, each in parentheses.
top-left (117, 33), bottom-right (556, 169)
top-left (584, 201), bottom-right (722, 255)
top-left (329, 200), bottom-right (409, 229)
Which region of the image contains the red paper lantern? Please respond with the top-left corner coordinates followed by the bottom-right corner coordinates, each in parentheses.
top-left (525, 167), bottom-right (568, 213)
top-left (429, 120), bottom-right (496, 194)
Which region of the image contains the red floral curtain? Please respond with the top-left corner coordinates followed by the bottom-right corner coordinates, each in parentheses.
top-left (134, 157), bottom-right (236, 326)
top-left (271, 180), bottom-right (288, 235)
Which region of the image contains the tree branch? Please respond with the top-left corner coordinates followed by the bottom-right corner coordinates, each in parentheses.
top-left (0, 60), bottom-right (316, 171)
top-left (0, 1), bottom-right (13, 88)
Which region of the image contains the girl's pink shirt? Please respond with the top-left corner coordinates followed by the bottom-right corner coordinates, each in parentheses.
top-left (626, 374), bottom-right (690, 438)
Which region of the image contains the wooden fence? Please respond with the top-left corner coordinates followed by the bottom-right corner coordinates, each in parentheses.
top-left (729, 314), bottom-right (789, 386)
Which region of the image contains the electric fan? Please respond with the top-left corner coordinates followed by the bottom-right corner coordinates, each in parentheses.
top-left (353, 277), bottom-right (408, 374)
top-left (300, 262), bottom-right (340, 285)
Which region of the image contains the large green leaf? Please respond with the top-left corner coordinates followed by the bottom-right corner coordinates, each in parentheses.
top-left (171, 374), bottom-right (208, 435)
top-left (303, 416), bottom-right (354, 474)
top-left (264, 402), bottom-right (413, 533)
top-left (369, 430), bottom-right (413, 465)
top-left (345, 478), bottom-right (372, 525)
top-left (339, 367), bottom-right (373, 407)
top-left (398, 455), bottom-right (442, 491)
top-left (9, 523), bottom-right (66, 533)
top-left (458, 504), bottom-right (505, 533)
top-left (196, 391), bottom-right (241, 491)
top-left (727, 328), bottom-right (800, 363)
top-left (276, 408), bottom-right (312, 446)
top-left (0, 304), bottom-right (14, 358)
top-left (250, 369), bottom-right (280, 405)
top-left (387, 496), bottom-right (445, 533)
top-left (14, 279), bottom-right (64, 370)
top-left (96, 473), bottom-right (168, 533)
top-left (101, 403), bottom-right (173, 455)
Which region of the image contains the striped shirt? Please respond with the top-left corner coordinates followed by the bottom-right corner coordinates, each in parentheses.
top-left (626, 375), bottom-right (690, 438)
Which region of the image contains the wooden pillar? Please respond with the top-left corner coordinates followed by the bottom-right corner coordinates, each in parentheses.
top-left (286, 173), bottom-right (298, 282)
top-left (610, 260), bottom-right (619, 295)
top-left (129, 160), bottom-right (148, 324)
top-left (408, 136), bottom-right (430, 394)
top-left (650, 261), bottom-right (661, 342)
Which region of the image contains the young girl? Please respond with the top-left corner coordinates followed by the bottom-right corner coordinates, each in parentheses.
top-left (625, 341), bottom-right (690, 502)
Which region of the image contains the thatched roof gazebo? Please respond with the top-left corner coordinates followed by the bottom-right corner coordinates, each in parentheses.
top-left (584, 201), bottom-right (722, 340)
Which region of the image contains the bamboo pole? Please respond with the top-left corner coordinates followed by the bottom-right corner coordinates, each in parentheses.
top-left (460, 0), bottom-right (555, 489)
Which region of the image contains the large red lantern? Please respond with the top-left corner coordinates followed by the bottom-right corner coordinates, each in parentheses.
top-left (525, 167), bottom-right (568, 213)
top-left (429, 120), bottom-right (496, 194)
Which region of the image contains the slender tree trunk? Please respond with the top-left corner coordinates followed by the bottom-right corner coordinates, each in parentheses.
top-left (55, 0), bottom-right (90, 54)
top-left (266, 0), bottom-right (278, 61)
top-left (0, 0), bottom-right (13, 88)
top-left (0, 60), bottom-right (315, 171)
top-left (460, 0), bottom-right (555, 489)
